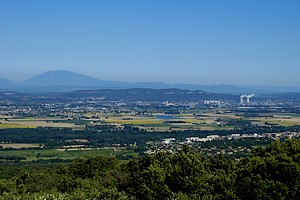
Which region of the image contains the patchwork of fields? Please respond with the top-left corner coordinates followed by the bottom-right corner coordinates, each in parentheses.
top-left (1, 112), bottom-right (300, 130)
top-left (1, 112), bottom-right (300, 163)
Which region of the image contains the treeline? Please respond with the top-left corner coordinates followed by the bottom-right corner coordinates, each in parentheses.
top-left (0, 139), bottom-right (300, 199)
top-left (1, 125), bottom-right (300, 148)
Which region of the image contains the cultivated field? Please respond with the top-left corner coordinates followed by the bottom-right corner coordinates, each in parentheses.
top-left (0, 148), bottom-right (138, 162)
top-left (0, 143), bottom-right (41, 149)
top-left (1, 111), bottom-right (299, 131)
top-left (245, 113), bottom-right (300, 127)
top-left (102, 113), bottom-right (233, 131)
top-left (0, 117), bottom-right (86, 129)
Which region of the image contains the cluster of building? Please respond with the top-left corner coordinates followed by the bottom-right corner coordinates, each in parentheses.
top-left (144, 131), bottom-right (300, 155)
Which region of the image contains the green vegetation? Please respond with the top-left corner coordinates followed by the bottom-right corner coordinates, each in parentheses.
top-left (1, 125), bottom-right (300, 148)
top-left (1, 109), bottom-right (300, 132)
top-left (0, 140), bottom-right (300, 199)
top-left (0, 123), bottom-right (35, 129)
top-left (0, 148), bottom-right (138, 162)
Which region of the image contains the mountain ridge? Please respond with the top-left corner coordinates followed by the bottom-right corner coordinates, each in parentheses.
top-left (0, 77), bottom-right (17, 91)
top-left (0, 70), bottom-right (299, 94)
top-left (0, 77), bottom-right (15, 85)
top-left (23, 70), bottom-right (117, 86)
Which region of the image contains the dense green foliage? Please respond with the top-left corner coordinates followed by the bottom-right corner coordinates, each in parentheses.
top-left (1, 139), bottom-right (300, 199)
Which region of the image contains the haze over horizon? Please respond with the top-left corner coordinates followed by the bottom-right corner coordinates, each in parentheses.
top-left (1, 0), bottom-right (299, 87)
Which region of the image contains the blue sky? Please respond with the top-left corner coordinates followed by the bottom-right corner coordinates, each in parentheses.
top-left (0, 0), bottom-right (299, 86)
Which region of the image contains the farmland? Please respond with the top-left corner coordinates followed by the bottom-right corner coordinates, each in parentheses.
top-left (0, 147), bottom-right (137, 162)
top-left (0, 112), bottom-right (237, 131)
top-left (0, 89), bottom-right (300, 200)
top-left (0, 117), bottom-right (86, 129)
top-left (0, 89), bottom-right (300, 165)
top-left (2, 109), bottom-right (300, 132)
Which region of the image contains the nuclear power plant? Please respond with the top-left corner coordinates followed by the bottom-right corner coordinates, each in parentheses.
top-left (240, 94), bottom-right (254, 105)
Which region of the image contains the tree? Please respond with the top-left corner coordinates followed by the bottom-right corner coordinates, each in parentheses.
top-left (235, 139), bottom-right (300, 200)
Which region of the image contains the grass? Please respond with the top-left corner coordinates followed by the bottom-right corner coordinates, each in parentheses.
top-left (52, 119), bottom-right (91, 124)
top-left (105, 117), bottom-right (164, 125)
top-left (135, 122), bottom-right (233, 131)
top-left (1, 112), bottom-right (256, 131)
top-left (0, 123), bottom-right (36, 129)
top-left (1, 119), bottom-right (86, 129)
top-left (0, 143), bottom-right (41, 149)
top-left (252, 117), bottom-right (300, 126)
top-left (274, 120), bottom-right (300, 126)
top-left (0, 148), bottom-right (138, 162)
top-left (103, 114), bottom-right (235, 131)
top-left (270, 113), bottom-right (300, 117)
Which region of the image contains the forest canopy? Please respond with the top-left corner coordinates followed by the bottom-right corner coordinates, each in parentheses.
top-left (0, 139), bottom-right (300, 199)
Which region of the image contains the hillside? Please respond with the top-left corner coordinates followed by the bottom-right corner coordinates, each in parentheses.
top-left (0, 78), bottom-right (15, 86)
top-left (0, 78), bottom-right (16, 91)
top-left (22, 70), bottom-right (118, 87)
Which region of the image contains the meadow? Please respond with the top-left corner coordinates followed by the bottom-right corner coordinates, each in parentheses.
top-left (246, 113), bottom-right (300, 127)
top-left (0, 147), bottom-right (137, 162)
top-left (0, 117), bottom-right (86, 129)
top-left (102, 113), bottom-right (234, 131)
top-left (0, 111), bottom-right (299, 165)
top-left (3, 111), bottom-right (299, 132)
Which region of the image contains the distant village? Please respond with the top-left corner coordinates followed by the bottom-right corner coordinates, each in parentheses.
top-left (145, 131), bottom-right (300, 156)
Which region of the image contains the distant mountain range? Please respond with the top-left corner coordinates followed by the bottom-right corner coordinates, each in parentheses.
top-left (0, 70), bottom-right (299, 94)
top-left (0, 78), bottom-right (17, 91)
top-left (23, 70), bottom-right (104, 86)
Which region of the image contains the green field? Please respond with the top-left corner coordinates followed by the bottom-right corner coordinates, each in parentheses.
top-left (2, 111), bottom-right (300, 132)
top-left (0, 117), bottom-right (86, 129)
top-left (0, 123), bottom-right (36, 129)
top-left (250, 115), bottom-right (300, 126)
top-left (0, 148), bottom-right (138, 162)
top-left (101, 114), bottom-right (235, 131)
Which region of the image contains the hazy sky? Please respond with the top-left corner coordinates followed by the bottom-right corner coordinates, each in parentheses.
top-left (1, 0), bottom-right (299, 86)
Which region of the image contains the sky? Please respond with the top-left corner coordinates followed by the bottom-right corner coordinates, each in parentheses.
top-left (0, 0), bottom-right (299, 87)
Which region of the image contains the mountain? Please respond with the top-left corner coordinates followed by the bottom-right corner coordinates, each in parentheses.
top-left (21, 70), bottom-right (132, 92)
top-left (0, 78), bottom-right (16, 91)
top-left (20, 70), bottom-right (255, 93)
top-left (23, 70), bottom-right (113, 87)
top-left (268, 92), bottom-right (300, 101)
top-left (130, 82), bottom-right (170, 89)
top-left (0, 70), bottom-right (298, 94)
top-left (248, 85), bottom-right (300, 93)
top-left (173, 84), bottom-right (258, 94)
top-left (0, 78), bottom-right (15, 85)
